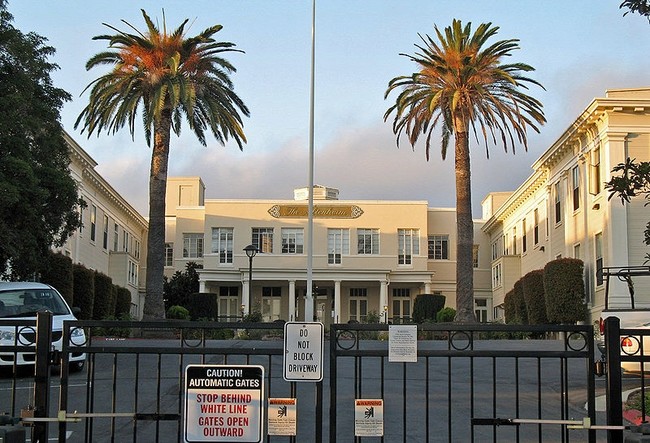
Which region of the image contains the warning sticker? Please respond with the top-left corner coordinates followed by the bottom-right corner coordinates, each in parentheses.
top-left (267, 398), bottom-right (297, 436)
top-left (354, 399), bottom-right (384, 437)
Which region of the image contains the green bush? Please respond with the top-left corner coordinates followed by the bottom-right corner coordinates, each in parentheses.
top-left (512, 280), bottom-right (528, 324)
top-left (92, 272), bottom-right (113, 320)
top-left (544, 258), bottom-right (587, 324)
top-left (167, 305), bottom-right (190, 320)
top-left (186, 293), bottom-right (217, 320)
top-left (93, 313), bottom-right (133, 338)
top-left (72, 264), bottom-right (94, 320)
top-left (114, 286), bottom-right (132, 317)
top-left (504, 289), bottom-right (516, 324)
top-left (412, 294), bottom-right (446, 323)
top-left (522, 270), bottom-right (547, 324)
top-left (365, 310), bottom-right (380, 324)
top-left (41, 251), bottom-right (73, 304)
top-left (436, 307), bottom-right (456, 323)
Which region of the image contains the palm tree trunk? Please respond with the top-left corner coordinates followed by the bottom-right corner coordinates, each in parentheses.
top-left (454, 127), bottom-right (476, 323)
top-left (143, 110), bottom-right (172, 320)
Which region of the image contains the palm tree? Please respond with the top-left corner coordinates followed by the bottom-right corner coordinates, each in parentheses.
top-left (75, 10), bottom-right (249, 319)
top-left (384, 20), bottom-right (545, 322)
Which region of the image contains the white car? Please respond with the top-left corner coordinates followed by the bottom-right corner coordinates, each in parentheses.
top-left (0, 282), bottom-right (86, 371)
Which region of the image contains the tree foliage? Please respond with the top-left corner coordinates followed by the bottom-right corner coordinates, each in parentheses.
top-left (522, 270), bottom-right (547, 324)
top-left (75, 9), bottom-right (249, 320)
top-left (384, 19), bottom-right (545, 322)
top-left (621, 0), bottom-right (650, 19)
top-left (606, 158), bottom-right (650, 262)
top-left (163, 262), bottom-right (201, 311)
top-left (0, 1), bottom-right (82, 279)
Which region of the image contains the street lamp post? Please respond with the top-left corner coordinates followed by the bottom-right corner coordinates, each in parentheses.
top-left (243, 244), bottom-right (258, 316)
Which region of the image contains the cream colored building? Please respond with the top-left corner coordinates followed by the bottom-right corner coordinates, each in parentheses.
top-left (483, 88), bottom-right (650, 323)
top-left (165, 178), bottom-right (492, 325)
top-left (57, 133), bottom-right (147, 318)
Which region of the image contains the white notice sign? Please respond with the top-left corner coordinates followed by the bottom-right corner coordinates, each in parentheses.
top-left (283, 322), bottom-right (324, 382)
top-left (267, 398), bottom-right (297, 436)
top-left (388, 324), bottom-right (418, 362)
top-left (354, 399), bottom-right (384, 437)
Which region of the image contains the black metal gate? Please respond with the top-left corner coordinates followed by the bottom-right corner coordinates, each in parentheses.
top-left (2, 315), bottom-right (635, 442)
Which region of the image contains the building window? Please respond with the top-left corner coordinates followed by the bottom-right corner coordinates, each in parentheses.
top-left (554, 182), bottom-right (562, 224)
top-left (398, 229), bottom-right (419, 265)
top-left (79, 204), bottom-right (84, 234)
top-left (219, 287), bottom-right (240, 320)
top-left (165, 243), bottom-right (174, 267)
top-left (491, 240), bottom-right (499, 261)
top-left (392, 288), bottom-right (411, 324)
top-left (113, 223), bottom-right (119, 251)
top-left (211, 228), bottom-right (234, 264)
top-left (428, 235), bottom-right (449, 260)
top-left (262, 287), bottom-right (282, 322)
top-left (281, 228), bottom-right (304, 254)
top-left (574, 243), bottom-right (581, 260)
top-left (128, 260), bottom-right (138, 286)
top-left (328, 228), bottom-right (349, 265)
top-left (349, 288), bottom-right (368, 322)
top-left (572, 165), bottom-right (580, 211)
top-left (533, 208), bottom-right (539, 245)
top-left (102, 215), bottom-right (109, 249)
top-left (123, 230), bottom-right (130, 253)
top-left (183, 233), bottom-right (204, 258)
top-left (473, 245), bottom-right (479, 268)
top-left (589, 145), bottom-right (601, 195)
top-left (522, 218), bottom-right (527, 253)
top-left (90, 205), bottom-right (97, 242)
top-left (475, 298), bottom-right (488, 323)
top-left (595, 232), bottom-right (603, 287)
top-left (252, 228), bottom-right (273, 253)
top-left (357, 228), bottom-right (379, 254)
top-left (492, 263), bottom-right (502, 289)
top-left (135, 240), bottom-right (140, 260)
top-left (512, 226), bottom-right (517, 255)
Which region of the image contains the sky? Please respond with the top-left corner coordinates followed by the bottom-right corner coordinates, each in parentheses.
top-left (8, 1), bottom-right (650, 217)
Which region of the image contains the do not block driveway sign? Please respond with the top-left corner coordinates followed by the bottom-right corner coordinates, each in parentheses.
top-left (283, 322), bottom-right (324, 382)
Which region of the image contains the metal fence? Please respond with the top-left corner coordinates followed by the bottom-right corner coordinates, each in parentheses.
top-left (1, 314), bottom-right (647, 443)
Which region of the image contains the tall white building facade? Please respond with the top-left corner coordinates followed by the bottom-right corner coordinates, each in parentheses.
top-left (483, 88), bottom-right (650, 323)
top-left (58, 133), bottom-right (147, 318)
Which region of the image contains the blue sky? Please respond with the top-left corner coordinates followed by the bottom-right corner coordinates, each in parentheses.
top-left (9, 1), bottom-right (650, 216)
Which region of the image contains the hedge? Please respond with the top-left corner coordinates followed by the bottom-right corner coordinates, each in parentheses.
top-left (544, 258), bottom-right (587, 324)
top-left (186, 293), bottom-right (218, 320)
top-left (114, 286), bottom-right (132, 317)
top-left (412, 294), bottom-right (446, 323)
top-left (92, 272), bottom-right (114, 320)
top-left (522, 270), bottom-right (547, 324)
top-left (72, 264), bottom-right (94, 320)
top-left (41, 251), bottom-right (74, 304)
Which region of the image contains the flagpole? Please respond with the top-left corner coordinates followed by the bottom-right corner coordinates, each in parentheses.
top-left (305, 0), bottom-right (315, 322)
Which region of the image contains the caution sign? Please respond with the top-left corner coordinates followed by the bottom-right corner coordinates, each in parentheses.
top-left (283, 322), bottom-right (324, 382)
top-left (267, 398), bottom-right (297, 436)
top-left (184, 365), bottom-right (264, 442)
top-left (354, 399), bottom-right (384, 437)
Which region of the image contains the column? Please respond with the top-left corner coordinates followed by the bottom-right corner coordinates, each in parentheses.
top-left (242, 280), bottom-right (250, 315)
top-left (334, 280), bottom-right (341, 324)
top-left (424, 282), bottom-right (432, 294)
top-left (379, 280), bottom-right (388, 324)
top-left (289, 280), bottom-right (296, 322)
top-left (199, 280), bottom-right (206, 293)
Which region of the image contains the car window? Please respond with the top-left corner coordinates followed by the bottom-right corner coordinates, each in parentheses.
top-left (0, 289), bottom-right (70, 317)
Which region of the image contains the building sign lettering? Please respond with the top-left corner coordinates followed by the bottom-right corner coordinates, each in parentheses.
top-left (268, 205), bottom-right (363, 219)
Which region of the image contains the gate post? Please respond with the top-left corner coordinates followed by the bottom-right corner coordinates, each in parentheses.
top-left (32, 311), bottom-right (53, 443)
top-left (605, 316), bottom-right (623, 443)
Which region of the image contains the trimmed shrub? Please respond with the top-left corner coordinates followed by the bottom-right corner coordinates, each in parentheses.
top-left (167, 305), bottom-right (190, 320)
top-left (114, 286), bottom-right (132, 317)
top-left (437, 307), bottom-right (456, 323)
top-left (504, 289), bottom-right (516, 323)
top-left (522, 270), bottom-right (547, 324)
top-left (412, 294), bottom-right (446, 323)
top-left (512, 280), bottom-right (528, 324)
top-left (544, 258), bottom-right (587, 324)
top-left (186, 293), bottom-right (217, 320)
top-left (72, 264), bottom-right (94, 320)
top-left (41, 251), bottom-right (73, 304)
top-left (92, 272), bottom-right (113, 320)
